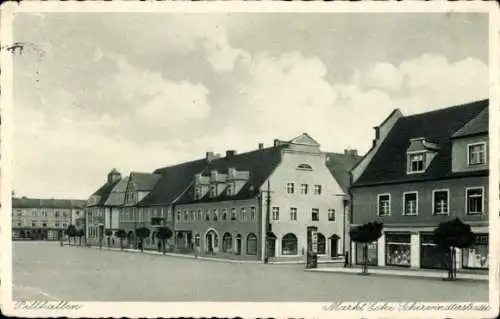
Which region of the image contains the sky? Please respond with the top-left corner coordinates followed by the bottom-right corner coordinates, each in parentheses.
top-left (11, 12), bottom-right (489, 199)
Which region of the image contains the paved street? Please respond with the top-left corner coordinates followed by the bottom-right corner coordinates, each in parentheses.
top-left (13, 241), bottom-right (487, 302)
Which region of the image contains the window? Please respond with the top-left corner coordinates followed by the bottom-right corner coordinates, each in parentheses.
top-left (466, 187), bottom-right (484, 215)
top-left (311, 208), bottom-right (319, 221)
top-left (408, 152), bottom-right (425, 173)
top-left (32, 222), bottom-right (36, 227)
top-left (41, 211), bottom-right (47, 217)
top-left (221, 209), bottom-right (228, 221)
top-left (313, 185), bottom-right (322, 195)
top-left (17, 211), bottom-right (22, 217)
top-left (210, 184), bottom-right (217, 197)
top-left (468, 143), bottom-right (486, 165)
top-left (176, 211), bottom-right (181, 221)
top-left (212, 209), bottom-right (219, 221)
top-left (194, 187), bottom-right (201, 199)
top-left (403, 192), bottom-right (418, 216)
top-left (246, 233), bottom-right (258, 255)
top-left (197, 209), bottom-right (202, 221)
top-left (328, 209), bottom-right (335, 221)
top-left (227, 184), bottom-right (234, 196)
top-left (190, 210), bottom-right (195, 221)
top-left (205, 210), bottom-right (210, 221)
top-left (32, 211), bottom-right (36, 217)
top-left (240, 208), bottom-right (246, 221)
top-left (16, 221), bottom-right (22, 227)
top-left (377, 194), bottom-right (391, 216)
top-left (183, 210), bottom-right (189, 221)
top-left (286, 182), bottom-right (295, 194)
top-left (317, 233), bottom-right (326, 255)
top-left (297, 164), bottom-right (313, 171)
top-left (433, 189), bottom-right (449, 215)
top-left (42, 222), bottom-right (47, 227)
top-left (231, 208), bottom-right (237, 220)
top-left (290, 207), bottom-right (297, 221)
top-left (272, 207), bottom-right (280, 221)
top-left (301, 184), bottom-right (308, 195)
top-left (281, 233), bottom-right (298, 255)
top-left (250, 206), bottom-right (256, 220)
top-left (222, 233), bottom-right (233, 252)
top-left (63, 223), bottom-right (67, 228)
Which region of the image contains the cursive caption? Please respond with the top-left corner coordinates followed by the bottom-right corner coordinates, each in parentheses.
top-left (323, 302), bottom-right (490, 312)
top-left (14, 301), bottom-right (83, 311)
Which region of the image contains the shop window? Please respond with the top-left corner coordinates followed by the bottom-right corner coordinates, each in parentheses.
top-left (420, 233), bottom-right (449, 270)
top-left (317, 233), bottom-right (326, 255)
top-left (355, 242), bottom-right (378, 266)
top-left (462, 234), bottom-right (489, 269)
top-left (246, 233), bottom-right (257, 255)
top-left (222, 233), bottom-right (233, 252)
top-left (385, 233), bottom-right (411, 267)
top-left (281, 233), bottom-right (298, 255)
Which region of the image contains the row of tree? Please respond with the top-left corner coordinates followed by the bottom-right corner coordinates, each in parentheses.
top-left (98, 227), bottom-right (174, 254)
top-left (64, 225), bottom-right (85, 246)
top-left (350, 218), bottom-right (476, 281)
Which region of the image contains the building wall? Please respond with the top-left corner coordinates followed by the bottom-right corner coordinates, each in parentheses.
top-left (265, 148), bottom-right (346, 259)
top-left (451, 134), bottom-right (489, 173)
top-left (351, 176), bottom-right (488, 226)
top-left (175, 198), bottom-right (262, 260)
top-left (12, 207), bottom-right (74, 230)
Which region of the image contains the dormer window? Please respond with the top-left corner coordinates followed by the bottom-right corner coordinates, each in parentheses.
top-left (227, 184), bottom-right (234, 196)
top-left (210, 184), bottom-right (217, 197)
top-left (468, 142), bottom-right (486, 166)
top-left (194, 186), bottom-right (201, 200)
top-left (297, 164), bottom-right (313, 171)
top-left (408, 152), bottom-right (425, 173)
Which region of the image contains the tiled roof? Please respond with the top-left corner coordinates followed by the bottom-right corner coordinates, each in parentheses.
top-left (103, 177), bottom-right (129, 207)
top-left (353, 99), bottom-right (488, 187)
top-left (89, 180), bottom-right (121, 206)
top-left (325, 152), bottom-right (363, 193)
top-left (12, 197), bottom-right (87, 209)
top-left (137, 159), bottom-right (209, 206)
top-left (129, 172), bottom-right (161, 191)
top-left (175, 146), bottom-right (285, 204)
top-left (452, 107), bottom-right (488, 138)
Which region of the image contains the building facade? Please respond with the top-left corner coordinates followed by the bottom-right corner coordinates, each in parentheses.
top-left (350, 100), bottom-right (489, 271)
top-left (12, 197), bottom-right (86, 240)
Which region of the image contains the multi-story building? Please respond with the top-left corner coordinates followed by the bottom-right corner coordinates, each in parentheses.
top-left (350, 99), bottom-right (489, 271)
top-left (12, 197), bottom-right (86, 240)
top-left (173, 133), bottom-right (360, 262)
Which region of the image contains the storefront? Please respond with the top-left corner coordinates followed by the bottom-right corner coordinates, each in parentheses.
top-left (385, 233), bottom-right (411, 267)
top-left (462, 233), bottom-right (489, 269)
top-left (355, 242), bottom-right (378, 266)
top-left (420, 232), bottom-right (449, 270)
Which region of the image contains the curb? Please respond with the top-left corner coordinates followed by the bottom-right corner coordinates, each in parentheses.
top-left (304, 268), bottom-right (488, 282)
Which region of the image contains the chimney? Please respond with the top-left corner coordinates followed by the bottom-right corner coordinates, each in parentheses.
top-left (206, 151), bottom-right (216, 162)
top-left (344, 149), bottom-right (358, 157)
top-left (107, 168), bottom-right (121, 185)
top-left (374, 127), bottom-right (380, 139)
top-left (273, 139), bottom-right (281, 147)
top-left (226, 150), bottom-right (237, 158)
top-left (258, 143), bottom-right (264, 150)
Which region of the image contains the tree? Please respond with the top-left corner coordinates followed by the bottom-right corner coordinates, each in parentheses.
top-left (135, 227), bottom-right (151, 252)
top-left (66, 225), bottom-right (77, 246)
top-left (105, 229), bottom-right (113, 249)
top-left (349, 221), bottom-right (383, 275)
top-left (156, 227), bottom-right (173, 255)
top-left (115, 229), bottom-right (127, 251)
top-left (433, 218), bottom-right (474, 281)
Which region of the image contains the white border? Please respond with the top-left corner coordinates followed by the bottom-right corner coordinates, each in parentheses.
top-left (466, 142), bottom-right (487, 167)
top-left (431, 188), bottom-right (450, 216)
top-left (402, 191), bottom-right (418, 216)
top-left (0, 1), bottom-right (499, 319)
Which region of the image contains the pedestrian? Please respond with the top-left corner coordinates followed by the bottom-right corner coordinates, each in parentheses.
top-left (194, 245), bottom-right (200, 259)
top-left (344, 251), bottom-right (349, 268)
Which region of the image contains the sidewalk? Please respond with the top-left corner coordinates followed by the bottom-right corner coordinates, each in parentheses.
top-left (306, 265), bottom-right (488, 281)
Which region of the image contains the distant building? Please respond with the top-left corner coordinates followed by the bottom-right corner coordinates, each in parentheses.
top-left (12, 197), bottom-right (87, 240)
top-left (350, 99), bottom-right (489, 271)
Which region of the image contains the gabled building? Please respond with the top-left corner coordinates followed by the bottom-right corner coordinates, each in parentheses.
top-left (12, 197), bottom-right (86, 240)
top-left (173, 133), bottom-right (361, 262)
top-left (350, 99), bottom-right (489, 270)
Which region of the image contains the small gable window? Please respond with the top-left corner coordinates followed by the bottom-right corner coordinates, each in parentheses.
top-left (468, 142), bottom-right (486, 166)
top-left (408, 152), bottom-right (425, 173)
top-left (297, 164), bottom-right (313, 171)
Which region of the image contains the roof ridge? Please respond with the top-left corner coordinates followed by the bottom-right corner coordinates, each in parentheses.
top-left (403, 99), bottom-right (488, 119)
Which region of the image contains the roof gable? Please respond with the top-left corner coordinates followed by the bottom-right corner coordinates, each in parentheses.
top-left (104, 177), bottom-right (129, 206)
top-left (353, 99), bottom-right (488, 187)
top-left (289, 133), bottom-right (320, 146)
top-left (128, 172), bottom-right (161, 191)
top-left (452, 107), bottom-right (488, 138)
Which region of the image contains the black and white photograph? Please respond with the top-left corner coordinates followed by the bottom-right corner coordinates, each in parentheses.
top-left (0, 1), bottom-right (498, 318)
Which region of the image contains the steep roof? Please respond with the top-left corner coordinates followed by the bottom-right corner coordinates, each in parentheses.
top-left (325, 152), bottom-right (363, 193)
top-left (128, 172), bottom-right (161, 191)
top-left (137, 159), bottom-right (209, 206)
top-left (452, 107), bottom-right (488, 138)
top-left (12, 197), bottom-right (87, 209)
top-left (353, 99), bottom-right (488, 187)
top-left (104, 177), bottom-right (129, 207)
top-left (88, 179), bottom-right (120, 206)
top-left (175, 145), bottom-right (285, 204)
